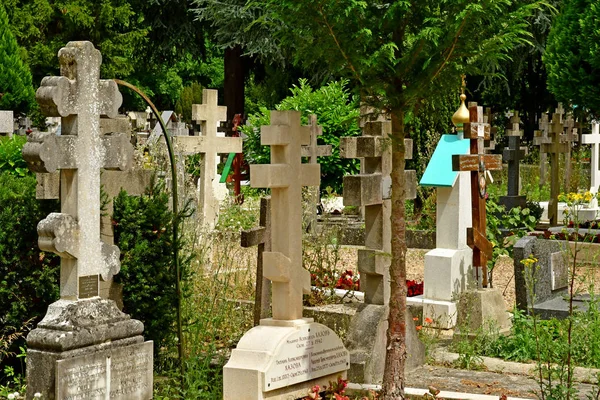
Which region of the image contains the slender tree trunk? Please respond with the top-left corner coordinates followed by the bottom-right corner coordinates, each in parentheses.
top-left (382, 107), bottom-right (408, 399)
top-left (224, 45), bottom-right (245, 121)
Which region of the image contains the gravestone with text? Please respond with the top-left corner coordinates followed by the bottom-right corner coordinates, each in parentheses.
top-left (171, 90), bottom-right (242, 228)
top-left (224, 111), bottom-right (349, 400)
top-left (341, 111), bottom-right (423, 383)
top-left (22, 42), bottom-right (152, 400)
top-left (500, 111), bottom-right (527, 211)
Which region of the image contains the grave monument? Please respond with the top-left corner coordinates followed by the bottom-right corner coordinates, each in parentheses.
top-left (543, 113), bottom-right (569, 225)
top-left (341, 110), bottom-right (423, 383)
top-left (534, 113), bottom-right (551, 187)
top-left (171, 89), bottom-right (242, 228)
top-left (223, 111), bottom-right (349, 400)
top-left (22, 41), bottom-right (152, 400)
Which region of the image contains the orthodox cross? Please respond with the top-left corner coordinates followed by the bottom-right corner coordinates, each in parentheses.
top-left (500, 112), bottom-right (526, 210)
top-left (534, 113), bottom-right (551, 186)
top-left (22, 42), bottom-right (132, 300)
top-left (542, 113), bottom-right (568, 225)
top-left (250, 111), bottom-right (320, 321)
top-left (172, 90), bottom-right (242, 228)
top-left (452, 104), bottom-right (502, 287)
top-left (240, 196), bottom-right (272, 325)
top-left (301, 114), bottom-right (332, 232)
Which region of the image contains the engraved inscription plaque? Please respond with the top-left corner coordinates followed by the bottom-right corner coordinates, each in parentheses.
top-left (263, 323), bottom-right (349, 392)
top-left (79, 275), bottom-right (99, 298)
top-left (56, 341), bottom-right (153, 400)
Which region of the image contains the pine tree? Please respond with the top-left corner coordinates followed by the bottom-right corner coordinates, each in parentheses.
top-left (0, 3), bottom-right (35, 113)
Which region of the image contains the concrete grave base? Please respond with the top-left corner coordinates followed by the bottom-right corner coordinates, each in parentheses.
top-left (223, 318), bottom-right (349, 400)
top-left (539, 201), bottom-right (599, 224)
top-left (26, 298), bottom-right (152, 400)
top-left (456, 289), bottom-right (512, 336)
top-left (345, 304), bottom-right (424, 384)
top-left (424, 247), bottom-right (473, 301)
top-left (407, 296), bottom-right (457, 329)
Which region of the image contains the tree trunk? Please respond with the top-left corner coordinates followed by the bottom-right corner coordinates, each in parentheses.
top-left (224, 45), bottom-right (245, 120)
top-left (382, 108), bottom-right (408, 399)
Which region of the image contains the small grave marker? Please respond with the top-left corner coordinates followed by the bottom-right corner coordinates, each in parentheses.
top-left (534, 113), bottom-right (551, 186)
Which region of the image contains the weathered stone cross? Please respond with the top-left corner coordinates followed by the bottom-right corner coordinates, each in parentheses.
top-left (534, 113), bottom-right (551, 186)
top-left (22, 41), bottom-right (132, 300)
top-left (452, 103), bottom-right (502, 287)
top-left (542, 113), bottom-right (568, 226)
top-left (250, 111), bottom-right (320, 321)
top-left (301, 114), bottom-right (332, 232)
top-left (172, 89), bottom-right (242, 228)
top-left (500, 112), bottom-right (526, 211)
top-left (581, 122), bottom-right (600, 206)
top-left (563, 113), bottom-right (578, 190)
top-left (341, 116), bottom-right (417, 304)
top-left (241, 197), bottom-right (272, 325)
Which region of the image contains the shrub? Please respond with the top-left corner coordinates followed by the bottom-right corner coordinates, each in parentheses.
top-left (241, 79), bottom-right (361, 194)
top-left (0, 172), bottom-right (59, 377)
top-left (113, 178), bottom-right (192, 370)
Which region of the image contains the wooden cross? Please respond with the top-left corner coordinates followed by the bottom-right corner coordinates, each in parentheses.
top-left (22, 42), bottom-right (132, 300)
top-left (301, 114), bottom-right (332, 232)
top-left (451, 104), bottom-right (502, 287)
top-left (250, 111), bottom-right (320, 321)
top-left (582, 122), bottom-right (600, 205)
top-left (172, 89), bottom-right (242, 228)
top-left (534, 113), bottom-right (551, 186)
top-left (240, 197), bottom-right (272, 326)
top-left (542, 113), bottom-right (569, 225)
top-left (500, 112), bottom-right (527, 210)
top-left (483, 108), bottom-right (496, 154)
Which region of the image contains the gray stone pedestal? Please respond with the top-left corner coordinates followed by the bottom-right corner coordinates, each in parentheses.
top-left (26, 298), bottom-right (153, 400)
top-left (456, 289), bottom-right (512, 337)
top-left (345, 304), bottom-right (425, 384)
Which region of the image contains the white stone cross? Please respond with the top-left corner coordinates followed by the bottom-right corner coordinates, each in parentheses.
top-left (250, 111), bottom-right (320, 321)
top-left (172, 89), bottom-right (242, 228)
top-left (22, 42), bottom-right (132, 300)
top-left (582, 122), bottom-right (600, 205)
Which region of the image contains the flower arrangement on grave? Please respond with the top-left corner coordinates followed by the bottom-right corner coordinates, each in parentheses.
top-left (302, 376), bottom-right (366, 400)
top-left (310, 269), bottom-right (360, 291)
top-left (407, 279), bottom-right (424, 297)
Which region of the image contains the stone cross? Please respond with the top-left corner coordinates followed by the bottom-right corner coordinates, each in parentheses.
top-left (241, 197), bottom-right (272, 325)
top-left (452, 104), bottom-right (502, 287)
top-left (542, 113), bottom-right (569, 225)
top-left (534, 113), bottom-right (551, 186)
top-left (500, 112), bottom-right (526, 211)
top-left (22, 41), bottom-right (132, 300)
top-left (172, 89), bottom-right (242, 228)
top-left (250, 111), bottom-right (320, 321)
top-left (341, 116), bottom-right (417, 304)
top-left (563, 113), bottom-right (578, 191)
top-left (555, 103), bottom-right (565, 122)
top-left (301, 114), bottom-right (332, 232)
top-left (582, 122), bottom-right (600, 207)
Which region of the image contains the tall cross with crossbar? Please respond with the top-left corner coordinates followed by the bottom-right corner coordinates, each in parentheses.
top-left (452, 104), bottom-right (502, 287)
top-left (250, 111), bottom-right (321, 321)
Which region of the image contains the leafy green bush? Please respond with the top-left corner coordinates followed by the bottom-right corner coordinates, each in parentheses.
top-left (113, 178), bottom-right (191, 370)
top-left (0, 137), bottom-right (30, 177)
top-left (241, 79), bottom-right (361, 194)
top-left (0, 172), bottom-right (59, 377)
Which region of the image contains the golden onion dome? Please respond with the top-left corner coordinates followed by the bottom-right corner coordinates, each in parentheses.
top-left (452, 93), bottom-right (470, 130)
